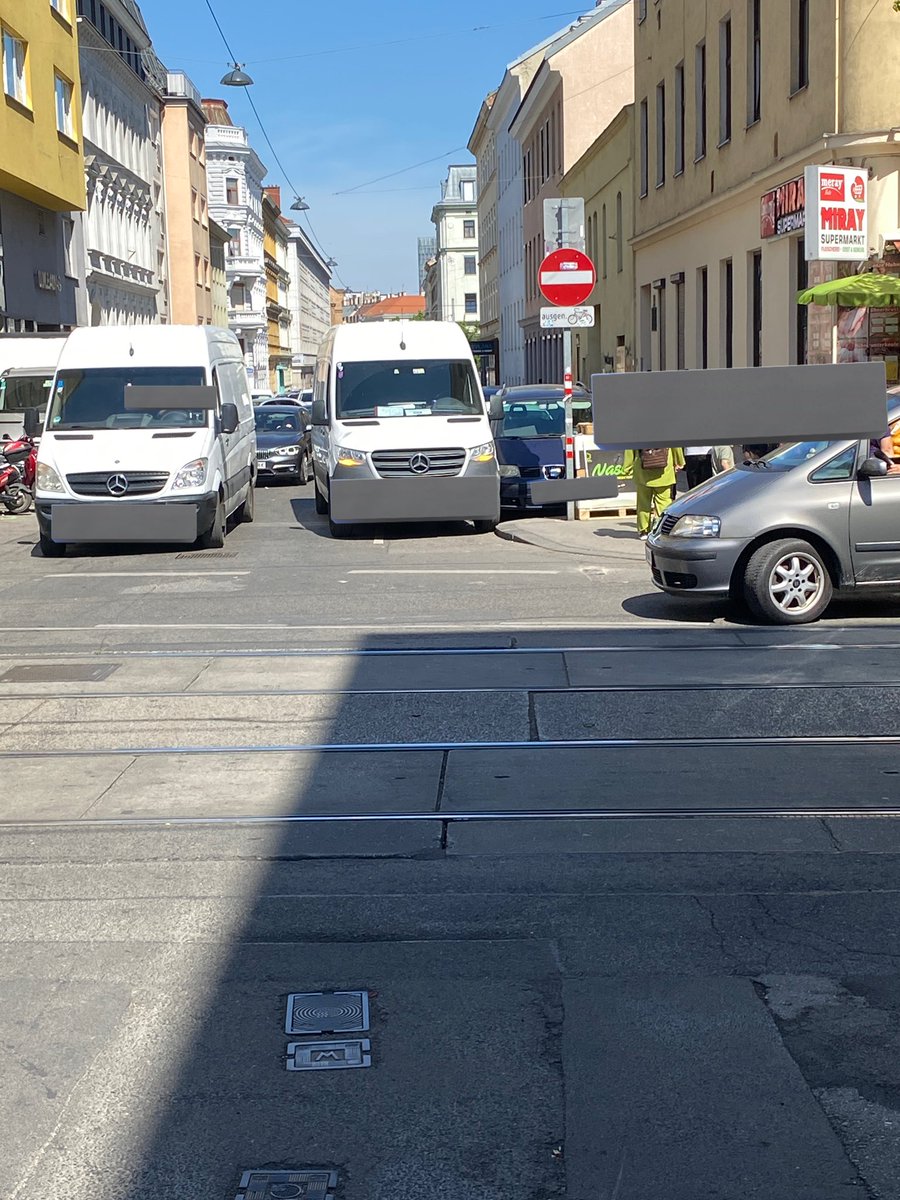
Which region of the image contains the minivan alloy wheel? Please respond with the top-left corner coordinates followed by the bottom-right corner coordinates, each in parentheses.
top-left (742, 537), bottom-right (833, 624)
top-left (769, 553), bottom-right (825, 613)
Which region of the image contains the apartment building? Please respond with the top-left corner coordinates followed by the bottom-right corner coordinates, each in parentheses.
top-left (208, 218), bottom-right (228, 327)
top-left (468, 92), bottom-right (499, 355)
top-left (510, 0), bottom-right (634, 383)
top-left (0, 0), bottom-right (86, 331)
top-left (633, 0), bottom-right (900, 373)
top-left (285, 221), bottom-right (332, 389)
top-left (429, 165), bottom-right (480, 324)
top-left (162, 71), bottom-right (213, 325)
top-left (262, 187), bottom-right (292, 393)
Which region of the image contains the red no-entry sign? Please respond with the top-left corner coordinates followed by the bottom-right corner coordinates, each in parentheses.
top-left (538, 248), bottom-right (596, 307)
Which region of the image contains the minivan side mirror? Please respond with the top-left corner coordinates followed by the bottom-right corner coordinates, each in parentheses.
top-left (488, 395), bottom-right (503, 422)
top-left (859, 456), bottom-right (888, 479)
top-left (23, 407), bottom-right (42, 438)
top-left (220, 402), bottom-right (239, 435)
top-left (311, 397), bottom-right (328, 426)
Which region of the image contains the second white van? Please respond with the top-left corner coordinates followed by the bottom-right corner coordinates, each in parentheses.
top-left (31, 325), bottom-right (257, 557)
top-left (310, 320), bottom-right (501, 537)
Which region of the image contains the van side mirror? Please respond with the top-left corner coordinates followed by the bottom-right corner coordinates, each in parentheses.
top-left (859, 456), bottom-right (889, 479)
top-left (488, 395), bottom-right (503, 422)
top-left (220, 402), bottom-right (239, 434)
top-left (311, 397), bottom-right (328, 426)
top-left (23, 407), bottom-right (42, 438)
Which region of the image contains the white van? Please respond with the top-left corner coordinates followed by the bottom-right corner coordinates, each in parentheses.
top-left (310, 320), bottom-right (501, 537)
top-left (0, 332), bottom-right (67, 439)
top-left (31, 325), bottom-right (256, 558)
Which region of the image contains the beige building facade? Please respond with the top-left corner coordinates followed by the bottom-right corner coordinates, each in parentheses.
top-left (510, 0), bottom-right (634, 383)
top-left (162, 72), bottom-right (212, 325)
top-left (561, 105), bottom-right (635, 385)
top-left (208, 218), bottom-right (228, 327)
top-left (468, 92), bottom-right (499, 353)
top-left (633, 0), bottom-right (900, 375)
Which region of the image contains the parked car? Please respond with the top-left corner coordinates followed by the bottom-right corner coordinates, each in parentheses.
top-left (257, 396), bottom-right (303, 408)
top-left (646, 398), bottom-right (900, 624)
top-left (254, 404), bottom-right (312, 484)
top-left (492, 384), bottom-right (591, 511)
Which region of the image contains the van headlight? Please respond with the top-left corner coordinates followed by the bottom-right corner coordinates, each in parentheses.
top-left (471, 442), bottom-right (495, 462)
top-left (336, 447), bottom-right (367, 467)
top-left (671, 514), bottom-right (721, 538)
top-left (173, 458), bottom-right (208, 489)
top-left (499, 464), bottom-right (521, 477)
top-left (36, 461), bottom-right (65, 492)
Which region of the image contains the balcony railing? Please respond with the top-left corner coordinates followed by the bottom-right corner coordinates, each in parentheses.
top-left (228, 309), bottom-right (266, 328)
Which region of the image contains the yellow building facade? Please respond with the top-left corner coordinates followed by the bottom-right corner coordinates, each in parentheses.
top-left (0, 0), bottom-right (85, 328)
top-left (262, 188), bottom-right (292, 392)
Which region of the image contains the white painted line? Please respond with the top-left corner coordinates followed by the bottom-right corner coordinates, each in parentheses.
top-left (372, 536), bottom-right (384, 546)
top-left (346, 569), bottom-right (560, 576)
top-left (43, 571), bottom-right (251, 579)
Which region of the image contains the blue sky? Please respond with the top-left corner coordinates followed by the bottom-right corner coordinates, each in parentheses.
top-left (146, 0), bottom-right (592, 292)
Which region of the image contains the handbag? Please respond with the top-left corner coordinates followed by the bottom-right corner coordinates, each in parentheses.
top-left (639, 447), bottom-right (669, 470)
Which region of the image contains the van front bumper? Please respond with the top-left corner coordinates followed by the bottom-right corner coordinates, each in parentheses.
top-left (330, 474), bottom-right (500, 524)
top-left (646, 534), bottom-right (746, 595)
top-left (37, 492), bottom-right (219, 544)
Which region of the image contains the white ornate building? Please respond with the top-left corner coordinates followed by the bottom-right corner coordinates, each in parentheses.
top-left (284, 221), bottom-right (332, 389)
top-left (76, 0), bottom-right (169, 326)
top-left (202, 100), bottom-right (268, 389)
top-left (429, 165), bottom-right (479, 325)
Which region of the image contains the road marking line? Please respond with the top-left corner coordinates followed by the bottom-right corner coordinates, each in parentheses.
top-left (346, 569), bottom-right (560, 576)
top-left (43, 571), bottom-right (250, 579)
top-left (372, 537), bottom-right (384, 546)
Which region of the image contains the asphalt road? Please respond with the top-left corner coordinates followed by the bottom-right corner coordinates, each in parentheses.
top-left (4, 481), bottom-right (900, 1200)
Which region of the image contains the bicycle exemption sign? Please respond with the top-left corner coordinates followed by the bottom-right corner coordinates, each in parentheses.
top-left (540, 306), bottom-right (595, 329)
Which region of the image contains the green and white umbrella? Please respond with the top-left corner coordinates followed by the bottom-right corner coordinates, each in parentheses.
top-left (797, 273), bottom-right (900, 307)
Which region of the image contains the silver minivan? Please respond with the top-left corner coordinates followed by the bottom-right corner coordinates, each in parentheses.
top-left (646, 400), bottom-right (900, 624)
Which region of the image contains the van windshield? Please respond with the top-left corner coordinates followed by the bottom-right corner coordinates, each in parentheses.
top-left (335, 359), bottom-right (483, 419)
top-left (0, 372), bottom-right (54, 413)
top-left (48, 367), bottom-right (208, 430)
top-left (754, 440), bottom-right (840, 470)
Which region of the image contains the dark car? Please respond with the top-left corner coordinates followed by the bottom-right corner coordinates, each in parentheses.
top-left (492, 384), bottom-right (591, 511)
top-left (254, 404), bottom-right (312, 484)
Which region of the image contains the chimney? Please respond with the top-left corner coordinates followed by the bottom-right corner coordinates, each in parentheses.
top-left (264, 186), bottom-right (282, 209)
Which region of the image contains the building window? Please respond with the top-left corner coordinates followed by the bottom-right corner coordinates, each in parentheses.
top-left (464, 293), bottom-right (477, 315)
top-left (463, 219), bottom-right (476, 239)
top-left (748, 0), bottom-right (761, 124)
top-left (718, 16), bottom-right (732, 145)
top-left (673, 62), bottom-right (685, 175)
top-left (54, 73), bottom-right (74, 138)
top-left (227, 233), bottom-right (241, 256)
top-left (697, 266), bottom-right (709, 368)
top-left (601, 204), bottom-right (608, 278)
top-left (655, 282), bottom-right (667, 371)
top-left (191, 189), bottom-right (200, 222)
top-left (750, 249), bottom-right (762, 366)
top-left (639, 98), bottom-right (649, 197)
top-left (721, 258), bottom-right (733, 368)
top-left (464, 255), bottom-right (476, 275)
top-left (795, 239), bottom-right (808, 363)
top-left (656, 81), bottom-right (666, 187)
top-left (638, 0), bottom-right (647, 21)
top-left (694, 41), bottom-right (707, 160)
top-left (792, 0), bottom-right (809, 92)
top-left (461, 180), bottom-right (475, 203)
top-left (50, 0), bottom-right (70, 19)
top-left (615, 192), bottom-right (623, 273)
top-left (225, 177), bottom-right (239, 205)
top-left (674, 276), bottom-right (685, 370)
top-left (62, 216), bottom-right (76, 277)
top-left (200, 196), bottom-right (207, 226)
top-left (2, 30), bottom-right (28, 107)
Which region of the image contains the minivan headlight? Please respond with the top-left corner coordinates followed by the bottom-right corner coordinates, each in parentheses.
top-left (671, 514), bottom-right (721, 538)
top-left (336, 447), bottom-right (367, 467)
top-left (173, 458), bottom-right (208, 489)
top-left (471, 442), bottom-right (495, 462)
top-left (36, 461), bottom-right (64, 492)
top-left (499, 464), bottom-right (521, 477)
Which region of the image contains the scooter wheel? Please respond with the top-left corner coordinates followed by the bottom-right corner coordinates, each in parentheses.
top-left (3, 489), bottom-right (32, 515)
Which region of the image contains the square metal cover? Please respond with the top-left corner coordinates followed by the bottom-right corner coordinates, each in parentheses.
top-left (287, 1039), bottom-right (371, 1071)
top-left (236, 1169), bottom-right (338, 1199)
top-left (0, 662), bottom-right (120, 683)
top-left (285, 991), bottom-right (369, 1035)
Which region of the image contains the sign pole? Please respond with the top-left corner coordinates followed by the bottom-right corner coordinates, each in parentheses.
top-left (563, 329), bottom-right (574, 522)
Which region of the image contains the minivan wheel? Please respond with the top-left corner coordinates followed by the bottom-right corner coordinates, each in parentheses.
top-left (743, 538), bottom-right (832, 624)
top-left (197, 498), bottom-right (226, 549)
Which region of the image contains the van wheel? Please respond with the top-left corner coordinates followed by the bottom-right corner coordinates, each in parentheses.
top-left (197, 498), bottom-right (226, 549)
top-left (328, 514), bottom-right (353, 539)
top-left (473, 518), bottom-right (499, 534)
top-left (39, 533), bottom-right (66, 558)
top-left (237, 480), bottom-right (255, 523)
top-left (743, 538), bottom-right (832, 624)
top-left (314, 480), bottom-right (328, 514)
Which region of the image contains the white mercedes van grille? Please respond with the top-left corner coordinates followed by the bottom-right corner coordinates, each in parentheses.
top-left (371, 447), bottom-right (467, 478)
top-left (66, 471), bottom-right (170, 496)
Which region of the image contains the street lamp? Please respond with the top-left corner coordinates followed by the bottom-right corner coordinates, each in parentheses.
top-left (220, 63), bottom-right (253, 87)
top-left (290, 196), bottom-right (310, 212)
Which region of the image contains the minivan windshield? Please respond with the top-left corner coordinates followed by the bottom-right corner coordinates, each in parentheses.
top-left (752, 440), bottom-right (839, 470)
top-left (48, 367), bottom-right (208, 430)
top-left (0, 372), bottom-right (54, 413)
top-left (335, 359), bottom-right (482, 419)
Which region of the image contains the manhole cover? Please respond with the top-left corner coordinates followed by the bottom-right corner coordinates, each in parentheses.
top-left (285, 991), bottom-right (369, 1035)
top-left (0, 662), bottom-right (120, 683)
top-left (287, 1039), bottom-right (371, 1071)
top-left (175, 551), bottom-right (239, 559)
top-left (236, 1169), bottom-right (338, 1199)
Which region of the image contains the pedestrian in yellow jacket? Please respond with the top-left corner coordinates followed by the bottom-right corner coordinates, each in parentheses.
top-left (625, 446), bottom-right (686, 538)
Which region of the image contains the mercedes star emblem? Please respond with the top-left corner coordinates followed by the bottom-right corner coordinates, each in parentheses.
top-left (409, 454), bottom-right (430, 475)
top-left (107, 474), bottom-right (129, 496)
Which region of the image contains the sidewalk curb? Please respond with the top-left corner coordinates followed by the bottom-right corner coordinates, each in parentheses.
top-left (494, 523), bottom-right (622, 559)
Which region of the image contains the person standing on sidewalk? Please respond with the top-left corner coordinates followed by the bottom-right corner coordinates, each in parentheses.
top-left (626, 446), bottom-right (685, 539)
top-left (684, 445), bottom-right (714, 490)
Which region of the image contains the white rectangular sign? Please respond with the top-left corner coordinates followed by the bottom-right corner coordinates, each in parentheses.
top-left (540, 306), bottom-right (595, 329)
top-left (804, 165), bottom-right (869, 262)
top-left (543, 198), bottom-right (585, 255)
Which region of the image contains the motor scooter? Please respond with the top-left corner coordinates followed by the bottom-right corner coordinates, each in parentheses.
top-left (0, 431), bottom-right (37, 514)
